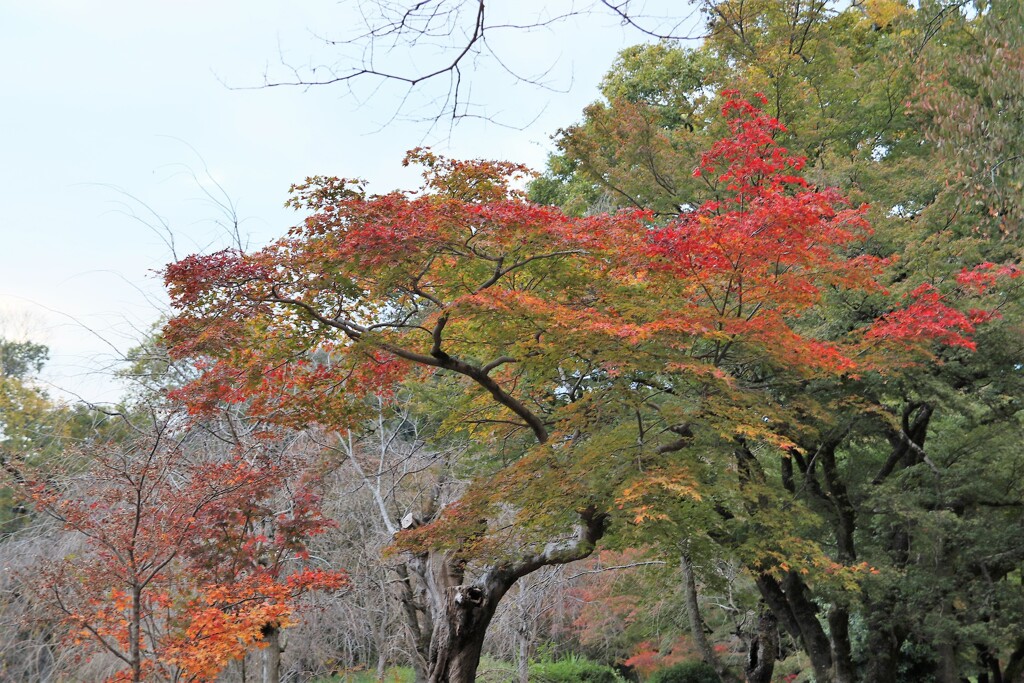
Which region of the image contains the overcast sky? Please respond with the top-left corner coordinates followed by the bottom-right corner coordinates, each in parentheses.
top-left (1, 0), bottom-right (699, 403)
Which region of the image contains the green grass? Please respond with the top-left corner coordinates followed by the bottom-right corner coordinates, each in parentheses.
top-left (313, 665), bottom-right (415, 683)
top-left (314, 655), bottom-right (625, 683)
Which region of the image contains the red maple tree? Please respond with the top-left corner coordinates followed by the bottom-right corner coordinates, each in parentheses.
top-left (30, 425), bottom-right (346, 683)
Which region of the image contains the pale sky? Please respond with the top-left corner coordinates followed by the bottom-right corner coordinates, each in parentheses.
top-left (1, 0), bottom-right (699, 403)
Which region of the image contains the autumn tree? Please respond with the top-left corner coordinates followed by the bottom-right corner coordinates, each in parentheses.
top-left (28, 419), bottom-right (346, 683)
top-left (163, 151), bottom-right (643, 682)
top-left (158, 72), bottom-right (1004, 683)
top-left (571, 91), bottom-right (1004, 683)
top-left (0, 334), bottom-right (139, 680)
top-left (530, 2), bottom-right (1024, 679)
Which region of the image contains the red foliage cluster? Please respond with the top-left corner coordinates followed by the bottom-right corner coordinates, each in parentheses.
top-left (956, 261), bottom-right (1021, 294)
top-left (624, 636), bottom-right (699, 678)
top-left (866, 284), bottom-right (983, 351)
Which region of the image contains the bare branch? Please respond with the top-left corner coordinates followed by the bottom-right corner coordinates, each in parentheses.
top-left (249, 0), bottom-right (705, 128)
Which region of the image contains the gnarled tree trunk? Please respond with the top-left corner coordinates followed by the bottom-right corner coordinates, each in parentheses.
top-left (427, 577), bottom-right (505, 683)
top-left (423, 507), bottom-right (609, 683)
top-left (744, 603), bottom-right (778, 683)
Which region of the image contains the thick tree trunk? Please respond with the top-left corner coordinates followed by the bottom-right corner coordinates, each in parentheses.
top-left (827, 605), bottom-right (855, 683)
top-left (935, 641), bottom-right (961, 683)
top-left (755, 573), bottom-right (833, 682)
top-left (261, 624), bottom-right (282, 683)
top-left (427, 570), bottom-right (512, 683)
top-left (782, 572), bottom-right (834, 683)
top-left (744, 604), bottom-right (777, 683)
top-left (424, 508), bottom-right (608, 683)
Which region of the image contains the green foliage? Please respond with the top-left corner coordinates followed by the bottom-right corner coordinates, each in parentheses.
top-left (529, 654), bottom-right (624, 683)
top-left (316, 666), bottom-right (416, 683)
top-left (599, 42), bottom-right (721, 129)
top-left (527, 154), bottom-right (604, 218)
top-left (0, 337), bottom-right (130, 535)
top-left (647, 661), bottom-right (720, 683)
top-left (529, 2), bottom-right (1024, 680)
top-left (0, 339), bottom-right (47, 379)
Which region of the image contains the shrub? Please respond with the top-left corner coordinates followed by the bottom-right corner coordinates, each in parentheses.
top-left (529, 655), bottom-right (624, 683)
top-left (647, 661), bottom-right (720, 683)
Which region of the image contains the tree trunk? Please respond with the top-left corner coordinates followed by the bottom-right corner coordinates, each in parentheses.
top-left (935, 641), bottom-right (962, 683)
top-left (827, 605), bottom-right (855, 683)
top-left (261, 624), bottom-right (282, 683)
top-left (517, 627), bottom-right (530, 683)
top-left (377, 646), bottom-right (388, 681)
top-left (423, 508), bottom-right (608, 683)
top-left (739, 442), bottom-right (833, 682)
top-left (755, 573), bottom-right (833, 682)
top-left (744, 603), bottom-right (777, 683)
top-left (679, 549), bottom-right (738, 683)
top-left (863, 407), bottom-right (927, 683)
top-left (130, 585), bottom-right (143, 683)
top-left (427, 580), bottom-right (504, 683)
top-left (397, 559), bottom-right (432, 683)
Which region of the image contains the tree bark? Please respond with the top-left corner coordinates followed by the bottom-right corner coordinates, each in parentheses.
top-left (424, 507), bottom-right (608, 683)
top-left (427, 577), bottom-right (503, 683)
top-left (744, 603), bottom-right (777, 683)
top-left (936, 641), bottom-right (960, 683)
top-left (396, 560), bottom-right (432, 683)
top-left (261, 624), bottom-right (282, 683)
top-left (517, 626), bottom-right (530, 683)
top-left (130, 585), bottom-right (142, 683)
top-left (754, 572), bottom-right (833, 682)
top-left (827, 605), bottom-right (855, 683)
top-left (679, 549), bottom-right (738, 683)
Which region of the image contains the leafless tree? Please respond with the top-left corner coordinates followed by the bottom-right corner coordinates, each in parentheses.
top-left (260, 0), bottom-right (706, 129)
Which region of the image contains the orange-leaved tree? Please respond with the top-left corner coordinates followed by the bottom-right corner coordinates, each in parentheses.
top-left (30, 421), bottom-right (346, 683)
top-left (164, 149), bottom-right (644, 683)
top-left (162, 94), bottom-right (985, 683)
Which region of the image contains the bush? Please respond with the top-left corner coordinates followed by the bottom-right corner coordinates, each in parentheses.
top-left (647, 661), bottom-right (720, 683)
top-left (529, 655), bottom-right (624, 683)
